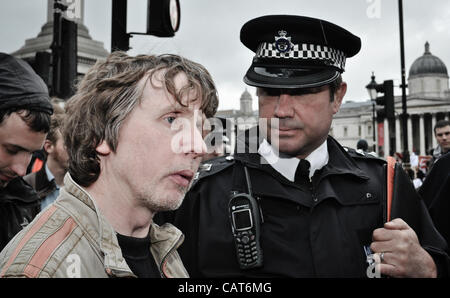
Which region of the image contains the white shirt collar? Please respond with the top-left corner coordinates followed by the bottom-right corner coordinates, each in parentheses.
top-left (258, 139), bottom-right (329, 182)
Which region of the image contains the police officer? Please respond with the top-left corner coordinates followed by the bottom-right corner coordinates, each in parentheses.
top-left (157, 15), bottom-right (449, 277)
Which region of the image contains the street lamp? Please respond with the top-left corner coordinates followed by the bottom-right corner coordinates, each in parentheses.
top-left (364, 0), bottom-right (409, 165)
top-left (398, 0), bottom-right (410, 166)
top-left (366, 72), bottom-right (379, 100)
top-left (366, 72), bottom-right (378, 153)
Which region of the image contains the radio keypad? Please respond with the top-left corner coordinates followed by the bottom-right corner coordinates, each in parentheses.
top-left (235, 230), bottom-right (259, 265)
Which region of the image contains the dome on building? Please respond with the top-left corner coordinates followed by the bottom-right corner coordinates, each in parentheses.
top-left (409, 42), bottom-right (448, 78)
top-left (239, 88), bottom-right (253, 115)
top-left (240, 88), bottom-right (252, 101)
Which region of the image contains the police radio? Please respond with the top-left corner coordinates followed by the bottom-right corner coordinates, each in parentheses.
top-left (229, 166), bottom-right (264, 270)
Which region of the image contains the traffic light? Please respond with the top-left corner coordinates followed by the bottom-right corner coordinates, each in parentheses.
top-left (111, 0), bottom-right (129, 51)
top-left (60, 17), bottom-right (77, 99)
top-left (32, 51), bottom-right (51, 86)
top-left (382, 80), bottom-right (395, 119)
top-left (147, 0), bottom-right (180, 37)
top-left (111, 0), bottom-right (181, 51)
top-left (51, 0), bottom-right (77, 99)
top-left (375, 80), bottom-right (395, 120)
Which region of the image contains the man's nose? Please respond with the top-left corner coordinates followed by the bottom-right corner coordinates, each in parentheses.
top-left (191, 125), bottom-right (207, 157)
top-left (10, 152), bottom-right (32, 177)
top-left (180, 123), bottom-right (207, 157)
top-left (274, 94), bottom-right (294, 118)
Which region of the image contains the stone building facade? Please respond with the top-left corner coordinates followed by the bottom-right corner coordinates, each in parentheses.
top-left (332, 42), bottom-right (450, 157)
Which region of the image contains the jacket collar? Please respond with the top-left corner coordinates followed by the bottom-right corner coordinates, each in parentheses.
top-left (258, 138), bottom-right (329, 181)
top-left (232, 131), bottom-right (371, 208)
top-left (35, 164), bottom-right (57, 192)
top-left (62, 174), bottom-right (184, 277)
top-left (0, 176), bottom-right (40, 203)
top-left (234, 127), bottom-right (368, 181)
top-left (322, 136), bottom-right (369, 180)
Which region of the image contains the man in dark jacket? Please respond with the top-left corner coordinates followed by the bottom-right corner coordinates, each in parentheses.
top-left (0, 53), bottom-right (53, 251)
top-left (419, 153), bottom-right (450, 249)
top-left (156, 15), bottom-right (449, 278)
top-left (428, 120), bottom-right (450, 174)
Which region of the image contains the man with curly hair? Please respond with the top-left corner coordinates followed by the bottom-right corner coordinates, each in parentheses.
top-left (0, 52), bottom-right (218, 278)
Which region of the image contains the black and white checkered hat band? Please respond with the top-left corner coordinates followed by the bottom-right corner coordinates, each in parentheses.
top-left (256, 42), bottom-right (346, 71)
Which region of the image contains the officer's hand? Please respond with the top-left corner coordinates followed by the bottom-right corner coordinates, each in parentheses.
top-left (370, 218), bottom-right (437, 278)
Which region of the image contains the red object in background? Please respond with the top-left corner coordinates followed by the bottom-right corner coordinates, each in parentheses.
top-left (377, 122), bottom-right (384, 147)
top-left (31, 158), bottom-right (44, 173)
top-left (418, 155), bottom-right (432, 173)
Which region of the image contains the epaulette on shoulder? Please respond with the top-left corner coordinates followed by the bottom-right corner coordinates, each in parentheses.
top-left (192, 155), bottom-right (235, 185)
top-left (343, 146), bottom-right (385, 163)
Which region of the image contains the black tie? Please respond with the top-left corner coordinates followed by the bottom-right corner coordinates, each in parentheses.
top-left (294, 159), bottom-right (311, 186)
top-left (50, 179), bottom-right (57, 189)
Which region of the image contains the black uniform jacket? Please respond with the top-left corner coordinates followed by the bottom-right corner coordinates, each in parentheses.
top-left (419, 153), bottom-right (450, 249)
top-left (0, 177), bottom-right (41, 251)
top-left (157, 134), bottom-right (449, 278)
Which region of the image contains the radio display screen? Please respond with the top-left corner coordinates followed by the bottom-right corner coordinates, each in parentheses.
top-left (232, 209), bottom-right (253, 230)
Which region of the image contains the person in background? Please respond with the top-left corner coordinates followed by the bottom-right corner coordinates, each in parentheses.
top-left (23, 105), bottom-right (69, 211)
top-left (0, 53), bottom-right (52, 251)
top-left (419, 153), bottom-right (450, 253)
top-left (414, 169), bottom-right (425, 189)
top-left (356, 139), bottom-right (368, 152)
top-left (356, 139), bottom-right (377, 157)
top-left (407, 167), bottom-right (422, 190)
top-left (428, 120), bottom-right (450, 173)
top-left (410, 150), bottom-right (419, 169)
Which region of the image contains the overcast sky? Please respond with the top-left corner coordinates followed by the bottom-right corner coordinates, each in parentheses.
top-left (1, 0), bottom-right (450, 111)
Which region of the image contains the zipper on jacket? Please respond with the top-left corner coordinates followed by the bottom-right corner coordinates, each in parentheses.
top-left (310, 177), bottom-right (318, 203)
top-left (160, 233), bottom-right (184, 278)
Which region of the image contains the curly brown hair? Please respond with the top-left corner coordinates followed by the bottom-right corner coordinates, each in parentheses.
top-left (63, 51), bottom-right (219, 187)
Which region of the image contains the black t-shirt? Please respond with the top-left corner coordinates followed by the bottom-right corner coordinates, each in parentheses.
top-left (116, 232), bottom-right (161, 278)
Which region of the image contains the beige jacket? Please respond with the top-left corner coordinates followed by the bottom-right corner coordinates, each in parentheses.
top-left (0, 174), bottom-right (189, 278)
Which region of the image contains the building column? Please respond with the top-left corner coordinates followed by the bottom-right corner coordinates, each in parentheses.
top-left (395, 116), bottom-right (402, 153)
top-left (419, 114), bottom-right (425, 155)
top-left (384, 118), bottom-right (390, 157)
top-left (407, 114), bottom-right (413, 153)
top-left (432, 113), bottom-right (437, 149)
top-left (374, 121), bottom-right (378, 154)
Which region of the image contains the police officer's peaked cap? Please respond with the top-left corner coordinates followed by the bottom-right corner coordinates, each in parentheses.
top-left (240, 15), bottom-right (361, 89)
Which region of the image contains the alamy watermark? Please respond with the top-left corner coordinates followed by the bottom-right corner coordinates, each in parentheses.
top-left (66, 253), bottom-right (81, 278)
top-left (366, 253), bottom-right (382, 278)
top-left (169, 111), bottom-right (280, 164)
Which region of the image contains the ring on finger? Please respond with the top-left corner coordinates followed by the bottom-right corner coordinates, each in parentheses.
top-left (380, 252), bottom-right (385, 263)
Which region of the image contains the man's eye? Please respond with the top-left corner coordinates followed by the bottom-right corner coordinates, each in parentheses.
top-left (165, 116), bottom-right (176, 124)
top-left (259, 88), bottom-right (281, 97)
top-left (6, 148), bottom-right (18, 155)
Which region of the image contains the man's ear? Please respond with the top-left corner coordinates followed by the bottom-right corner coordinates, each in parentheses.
top-left (332, 82), bottom-right (347, 114)
top-left (96, 140), bottom-right (111, 156)
top-left (43, 139), bottom-right (54, 155)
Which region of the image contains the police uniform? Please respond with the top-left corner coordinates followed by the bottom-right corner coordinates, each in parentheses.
top-left (156, 15), bottom-right (449, 277)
